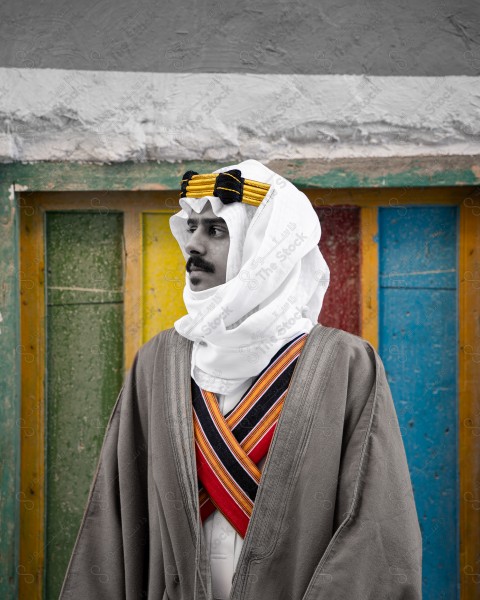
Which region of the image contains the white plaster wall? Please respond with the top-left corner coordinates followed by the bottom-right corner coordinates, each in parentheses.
top-left (0, 68), bottom-right (479, 163)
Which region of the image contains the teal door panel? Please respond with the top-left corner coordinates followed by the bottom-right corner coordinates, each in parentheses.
top-left (379, 207), bottom-right (458, 599)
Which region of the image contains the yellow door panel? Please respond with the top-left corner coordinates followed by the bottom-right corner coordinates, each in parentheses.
top-left (142, 211), bottom-right (186, 342)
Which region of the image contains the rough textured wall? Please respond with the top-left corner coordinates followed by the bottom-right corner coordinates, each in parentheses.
top-left (0, 0), bottom-right (479, 75)
top-left (1, 70), bottom-right (479, 163)
top-left (0, 1), bottom-right (479, 162)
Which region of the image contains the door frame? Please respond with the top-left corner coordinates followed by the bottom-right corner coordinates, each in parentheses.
top-left (1, 157), bottom-right (479, 599)
top-left (18, 192), bottom-right (182, 598)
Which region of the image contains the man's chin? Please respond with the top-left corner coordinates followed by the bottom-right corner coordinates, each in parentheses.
top-left (189, 273), bottom-right (209, 290)
top-left (188, 272), bottom-right (222, 291)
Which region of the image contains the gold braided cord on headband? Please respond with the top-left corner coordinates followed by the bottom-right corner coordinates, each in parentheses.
top-left (182, 173), bottom-right (270, 208)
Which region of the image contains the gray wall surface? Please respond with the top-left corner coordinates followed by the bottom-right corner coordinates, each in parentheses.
top-left (1, 0), bottom-right (479, 75)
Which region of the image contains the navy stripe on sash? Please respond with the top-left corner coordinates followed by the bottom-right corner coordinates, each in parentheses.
top-left (192, 385), bottom-right (259, 501)
top-left (194, 332), bottom-right (307, 502)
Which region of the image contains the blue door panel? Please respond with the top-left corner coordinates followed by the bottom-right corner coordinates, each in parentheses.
top-left (379, 207), bottom-right (458, 600)
top-left (379, 207), bottom-right (457, 290)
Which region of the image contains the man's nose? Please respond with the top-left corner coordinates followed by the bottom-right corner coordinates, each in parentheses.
top-left (185, 228), bottom-right (206, 255)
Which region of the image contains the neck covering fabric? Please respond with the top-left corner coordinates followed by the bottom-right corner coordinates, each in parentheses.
top-left (169, 159), bottom-right (330, 395)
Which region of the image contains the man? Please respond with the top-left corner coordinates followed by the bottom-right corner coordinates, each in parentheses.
top-left (60, 160), bottom-right (422, 599)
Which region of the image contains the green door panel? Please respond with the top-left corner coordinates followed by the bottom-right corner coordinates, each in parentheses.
top-left (45, 212), bottom-right (124, 600)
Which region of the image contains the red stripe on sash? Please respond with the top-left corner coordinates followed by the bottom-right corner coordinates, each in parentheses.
top-left (199, 421), bottom-right (278, 525)
top-left (193, 333), bottom-right (308, 537)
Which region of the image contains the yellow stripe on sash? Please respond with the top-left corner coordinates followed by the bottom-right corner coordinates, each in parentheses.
top-left (193, 412), bottom-right (254, 515)
top-left (204, 391), bottom-right (261, 482)
top-left (242, 393), bottom-right (286, 453)
top-left (226, 336), bottom-right (306, 428)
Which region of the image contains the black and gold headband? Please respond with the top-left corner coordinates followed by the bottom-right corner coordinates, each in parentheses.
top-left (180, 169), bottom-right (270, 208)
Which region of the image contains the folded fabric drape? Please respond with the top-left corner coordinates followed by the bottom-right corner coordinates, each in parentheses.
top-left (169, 159), bottom-right (331, 396)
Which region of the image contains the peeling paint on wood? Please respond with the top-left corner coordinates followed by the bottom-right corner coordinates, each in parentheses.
top-left (44, 212), bottom-right (124, 599)
top-left (0, 180), bottom-right (20, 600)
top-left (379, 206), bottom-right (458, 598)
top-left (316, 206), bottom-right (360, 334)
top-left (142, 212), bottom-right (186, 341)
top-left (1, 163), bottom-right (480, 599)
top-left (458, 206), bottom-right (480, 600)
top-left (1, 157), bottom-right (480, 193)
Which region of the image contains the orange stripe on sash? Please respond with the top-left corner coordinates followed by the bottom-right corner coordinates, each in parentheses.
top-left (225, 335), bottom-right (307, 429)
top-left (193, 332), bottom-right (308, 537)
top-left (193, 412), bottom-right (253, 516)
top-left (203, 391), bottom-right (261, 482)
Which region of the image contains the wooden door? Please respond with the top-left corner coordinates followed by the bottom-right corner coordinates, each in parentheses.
top-left (378, 206), bottom-right (458, 598)
top-left (19, 192), bottom-right (185, 600)
top-left (44, 211), bottom-right (125, 596)
top-left (19, 189), bottom-right (469, 599)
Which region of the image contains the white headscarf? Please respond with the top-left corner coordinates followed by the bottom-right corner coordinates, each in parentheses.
top-left (169, 159), bottom-right (330, 395)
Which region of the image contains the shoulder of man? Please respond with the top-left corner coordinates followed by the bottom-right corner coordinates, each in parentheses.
top-left (133, 326), bottom-right (191, 375)
top-left (335, 327), bottom-right (377, 368)
top-left (119, 328), bottom-right (191, 430)
top-left (314, 327), bottom-right (395, 455)
top-left (309, 325), bottom-right (379, 414)
top-left (310, 325), bottom-right (377, 373)
top-left (136, 325), bottom-right (181, 355)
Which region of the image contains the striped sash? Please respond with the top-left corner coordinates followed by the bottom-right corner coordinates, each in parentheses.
top-left (192, 332), bottom-right (308, 537)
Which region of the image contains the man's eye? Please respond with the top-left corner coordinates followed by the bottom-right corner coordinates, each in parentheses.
top-left (185, 226), bottom-right (225, 235)
top-left (211, 227), bottom-right (225, 235)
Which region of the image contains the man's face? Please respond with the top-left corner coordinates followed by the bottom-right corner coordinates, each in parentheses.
top-left (184, 202), bottom-right (230, 291)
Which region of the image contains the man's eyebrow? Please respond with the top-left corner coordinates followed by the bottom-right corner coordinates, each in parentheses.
top-left (187, 217), bottom-right (227, 225)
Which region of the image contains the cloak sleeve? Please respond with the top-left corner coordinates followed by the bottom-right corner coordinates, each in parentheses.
top-left (304, 339), bottom-right (422, 599)
top-left (59, 339), bottom-right (164, 599)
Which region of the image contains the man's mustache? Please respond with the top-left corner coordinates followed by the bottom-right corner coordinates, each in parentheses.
top-left (186, 257), bottom-right (215, 273)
